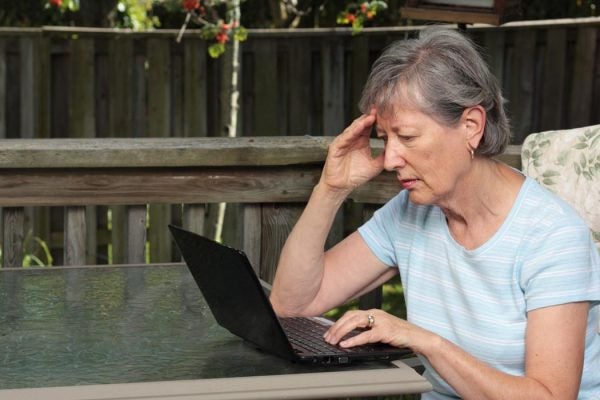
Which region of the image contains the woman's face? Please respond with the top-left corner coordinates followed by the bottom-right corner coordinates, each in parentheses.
top-left (375, 104), bottom-right (472, 206)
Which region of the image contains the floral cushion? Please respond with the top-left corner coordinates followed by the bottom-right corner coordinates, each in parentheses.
top-left (521, 125), bottom-right (600, 251)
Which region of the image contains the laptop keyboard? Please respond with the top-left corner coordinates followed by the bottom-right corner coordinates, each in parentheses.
top-left (280, 317), bottom-right (377, 355)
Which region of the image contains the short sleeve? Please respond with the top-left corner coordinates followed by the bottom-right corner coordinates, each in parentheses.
top-left (357, 192), bottom-right (408, 268)
top-left (519, 217), bottom-right (600, 312)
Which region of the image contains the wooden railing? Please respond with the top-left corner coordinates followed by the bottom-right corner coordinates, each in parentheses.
top-left (0, 137), bottom-right (522, 287)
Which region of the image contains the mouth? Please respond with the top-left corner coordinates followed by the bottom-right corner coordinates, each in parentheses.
top-left (400, 178), bottom-right (419, 189)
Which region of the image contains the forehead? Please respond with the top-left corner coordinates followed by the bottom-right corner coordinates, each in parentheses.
top-left (375, 103), bottom-right (427, 129)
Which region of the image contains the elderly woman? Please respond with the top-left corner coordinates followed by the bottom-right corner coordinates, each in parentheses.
top-left (270, 27), bottom-right (600, 399)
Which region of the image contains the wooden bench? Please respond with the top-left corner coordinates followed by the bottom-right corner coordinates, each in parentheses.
top-left (0, 137), bottom-right (521, 306)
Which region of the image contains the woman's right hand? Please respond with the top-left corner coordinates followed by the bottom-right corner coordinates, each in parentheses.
top-left (321, 110), bottom-right (385, 195)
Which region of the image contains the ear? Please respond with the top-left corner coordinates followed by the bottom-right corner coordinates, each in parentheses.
top-left (462, 105), bottom-right (486, 150)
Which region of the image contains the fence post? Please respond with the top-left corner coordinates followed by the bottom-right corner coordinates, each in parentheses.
top-left (64, 206), bottom-right (86, 266)
top-left (2, 207), bottom-right (25, 268)
top-left (126, 205), bottom-right (147, 264)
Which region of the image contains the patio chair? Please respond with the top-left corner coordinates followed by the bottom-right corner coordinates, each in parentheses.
top-left (521, 124), bottom-right (600, 251)
top-left (521, 124), bottom-right (600, 333)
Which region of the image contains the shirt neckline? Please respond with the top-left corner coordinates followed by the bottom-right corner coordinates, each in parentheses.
top-left (439, 176), bottom-right (532, 256)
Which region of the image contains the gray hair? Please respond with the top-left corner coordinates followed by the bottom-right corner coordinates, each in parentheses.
top-left (359, 26), bottom-right (510, 157)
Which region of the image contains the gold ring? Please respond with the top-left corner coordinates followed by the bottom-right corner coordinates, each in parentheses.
top-left (367, 314), bottom-right (375, 328)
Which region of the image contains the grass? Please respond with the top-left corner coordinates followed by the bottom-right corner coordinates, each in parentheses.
top-left (324, 275), bottom-right (407, 320)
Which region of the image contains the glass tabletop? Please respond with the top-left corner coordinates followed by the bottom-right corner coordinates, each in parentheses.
top-left (0, 264), bottom-right (395, 390)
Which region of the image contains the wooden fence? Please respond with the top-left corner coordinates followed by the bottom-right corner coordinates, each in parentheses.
top-left (0, 18), bottom-right (596, 265)
top-left (1, 18), bottom-right (600, 142)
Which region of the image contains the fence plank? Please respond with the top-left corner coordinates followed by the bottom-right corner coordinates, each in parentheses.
top-left (0, 44), bottom-right (8, 266)
top-left (0, 136), bottom-right (332, 168)
top-left (0, 166), bottom-right (320, 206)
top-left (32, 37), bottom-right (52, 264)
top-left (569, 26), bottom-right (597, 128)
top-left (0, 146), bottom-right (521, 208)
top-left (351, 35), bottom-right (370, 118)
top-left (20, 37), bottom-right (37, 139)
top-left (2, 207), bottom-right (24, 268)
top-left (321, 37), bottom-right (345, 136)
top-left (506, 29), bottom-right (537, 143)
top-left (481, 30), bottom-right (505, 88)
top-left (288, 39), bottom-right (312, 135)
top-left (183, 204), bottom-right (205, 235)
top-left (147, 38), bottom-right (172, 263)
top-left (251, 40), bottom-right (279, 136)
top-left (37, 37), bottom-right (50, 139)
top-left (0, 39), bottom-right (5, 139)
top-left (108, 37), bottom-right (134, 264)
top-left (125, 205), bottom-right (147, 264)
top-left (172, 50), bottom-right (184, 138)
top-left (64, 206), bottom-right (86, 266)
top-left (147, 38), bottom-right (171, 137)
top-left (69, 37), bottom-right (98, 264)
top-left (540, 28), bottom-right (567, 131)
top-left (84, 206), bottom-right (96, 265)
top-left (109, 37), bottom-right (133, 137)
top-left (133, 49), bottom-right (147, 138)
top-left (183, 39), bottom-right (208, 138)
top-left (242, 204), bottom-right (261, 276)
top-left (20, 37), bottom-right (40, 244)
top-left (69, 38), bottom-right (95, 139)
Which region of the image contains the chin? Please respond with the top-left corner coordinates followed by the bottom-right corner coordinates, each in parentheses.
top-left (407, 190), bottom-right (435, 206)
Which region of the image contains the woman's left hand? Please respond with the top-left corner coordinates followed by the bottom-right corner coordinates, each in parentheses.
top-left (323, 309), bottom-right (433, 351)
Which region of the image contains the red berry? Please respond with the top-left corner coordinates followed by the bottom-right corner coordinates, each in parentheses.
top-left (49, 0), bottom-right (62, 7)
top-left (182, 0), bottom-right (200, 12)
top-left (215, 32), bottom-right (229, 44)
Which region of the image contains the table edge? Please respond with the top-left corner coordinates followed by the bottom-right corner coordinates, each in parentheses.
top-left (0, 360), bottom-right (432, 400)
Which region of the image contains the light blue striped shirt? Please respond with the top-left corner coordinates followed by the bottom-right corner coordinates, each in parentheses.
top-left (358, 177), bottom-right (600, 399)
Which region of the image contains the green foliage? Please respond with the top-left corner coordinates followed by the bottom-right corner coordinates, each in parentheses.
top-left (2, 1), bottom-right (600, 29)
top-left (0, 230), bottom-right (53, 268)
top-left (336, 1), bottom-right (388, 34)
top-left (197, 17), bottom-right (246, 55)
top-left (112, 0), bottom-right (161, 29)
top-left (23, 231), bottom-right (54, 267)
top-left (324, 275), bottom-right (407, 320)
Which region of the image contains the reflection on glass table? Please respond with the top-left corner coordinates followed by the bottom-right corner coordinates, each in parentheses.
top-left (0, 264), bottom-right (431, 399)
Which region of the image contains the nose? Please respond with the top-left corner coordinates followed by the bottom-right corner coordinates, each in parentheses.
top-left (383, 142), bottom-right (406, 171)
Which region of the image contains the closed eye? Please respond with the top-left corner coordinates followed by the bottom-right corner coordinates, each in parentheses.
top-left (399, 135), bottom-right (415, 142)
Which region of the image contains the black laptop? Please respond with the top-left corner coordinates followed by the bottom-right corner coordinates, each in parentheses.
top-left (169, 224), bottom-right (411, 365)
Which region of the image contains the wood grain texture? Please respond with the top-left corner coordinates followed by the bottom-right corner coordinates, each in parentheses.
top-left (64, 206), bottom-right (86, 266)
top-left (0, 138), bottom-right (522, 271)
top-left (2, 207), bottom-right (24, 268)
top-left (0, 137), bottom-right (331, 168)
top-left (0, 141), bottom-right (521, 207)
top-left (69, 38), bottom-right (95, 139)
top-left (126, 205), bottom-right (147, 264)
top-left (19, 37), bottom-right (36, 139)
